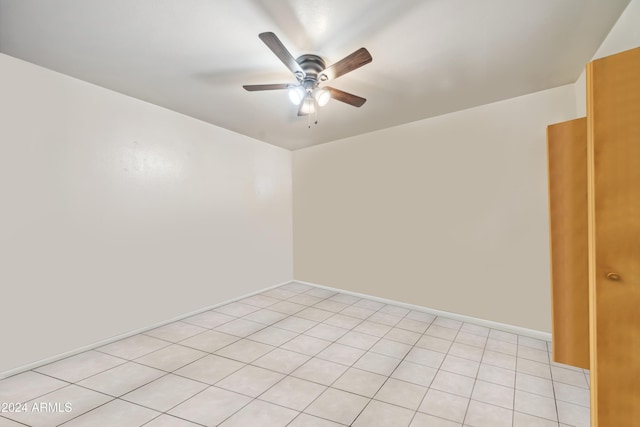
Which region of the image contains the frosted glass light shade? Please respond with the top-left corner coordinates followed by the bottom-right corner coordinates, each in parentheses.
top-left (314, 88), bottom-right (331, 106)
top-left (288, 86), bottom-right (305, 105)
top-left (300, 97), bottom-right (316, 114)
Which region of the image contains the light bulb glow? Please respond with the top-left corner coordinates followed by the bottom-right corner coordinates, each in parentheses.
top-left (288, 86), bottom-right (305, 105)
top-left (314, 88), bottom-right (331, 107)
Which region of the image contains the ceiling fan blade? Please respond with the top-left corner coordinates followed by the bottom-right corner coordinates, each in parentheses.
top-left (327, 87), bottom-right (367, 107)
top-left (323, 48), bottom-right (372, 81)
top-left (243, 83), bottom-right (292, 91)
top-left (259, 32), bottom-right (304, 77)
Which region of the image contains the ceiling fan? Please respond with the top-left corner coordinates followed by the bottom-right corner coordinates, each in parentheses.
top-left (243, 32), bottom-right (372, 120)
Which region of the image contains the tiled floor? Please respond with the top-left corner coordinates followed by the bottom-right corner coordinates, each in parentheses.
top-left (0, 283), bottom-right (591, 427)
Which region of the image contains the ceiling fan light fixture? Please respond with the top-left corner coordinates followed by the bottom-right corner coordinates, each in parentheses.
top-left (288, 86), bottom-right (305, 105)
top-left (244, 32), bottom-right (372, 123)
top-left (314, 87), bottom-right (331, 107)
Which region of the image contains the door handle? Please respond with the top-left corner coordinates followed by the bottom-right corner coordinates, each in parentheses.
top-left (606, 272), bottom-right (621, 281)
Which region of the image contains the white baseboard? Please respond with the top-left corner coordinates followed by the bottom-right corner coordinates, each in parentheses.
top-left (293, 279), bottom-right (553, 342)
top-left (0, 279), bottom-right (295, 380)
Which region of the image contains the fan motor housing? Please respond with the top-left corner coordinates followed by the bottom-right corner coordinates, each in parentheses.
top-left (296, 54), bottom-right (326, 79)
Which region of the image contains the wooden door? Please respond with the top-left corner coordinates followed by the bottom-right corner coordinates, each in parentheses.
top-left (547, 118), bottom-right (590, 369)
top-left (587, 46), bottom-right (640, 426)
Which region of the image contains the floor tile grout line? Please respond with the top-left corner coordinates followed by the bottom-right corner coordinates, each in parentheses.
top-left (168, 286), bottom-right (343, 364)
top-left (278, 296), bottom-right (421, 425)
top-left (550, 342), bottom-right (562, 425)
top-left (512, 333), bottom-right (519, 426)
top-left (34, 360), bottom-right (180, 400)
top-left (520, 410), bottom-right (566, 427)
top-left (34, 297), bottom-right (558, 417)
top-left (36, 287), bottom-right (314, 427)
top-left (259, 288), bottom-right (399, 404)
top-left (31, 354), bottom-right (132, 390)
top-left (460, 319), bottom-right (491, 426)
top-left (35, 362), bottom-right (577, 420)
top-left (25, 335), bottom-right (583, 421)
top-left (376, 320), bottom-right (444, 426)
top-left (168, 286), bottom-right (367, 426)
top-left (0, 414), bottom-right (31, 427)
top-left (0, 372), bottom-right (72, 409)
top-left (136, 288), bottom-right (371, 393)
top-left (120, 393), bottom-right (208, 427)
top-left (154, 286), bottom-right (444, 362)
top-left (407, 327), bottom-right (458, 423)
top-left (138, 411), bottom-right (208, 427)
top-left (116, 286), bottom-right (326, 427)
top-left (145, 288), bottom-right (342, 422)
top-left (123, 348), bottom-right (211, 379)
top-left (92, 340), bottom-right (175, 362)
top-left (335, 308), bottom-right (423, 426)
top-left (12, 380), bottom-right (121, 427)
top-left (284, 412), bottom-right (348, 427)
top-left (177, 284), bottom-right (381, 426)
top-left (383, 315), bottom-right (478, 424)
top-left (54, 397), bottom-right (121, 426)
top-left (52, 370), bottom-right (212, 426)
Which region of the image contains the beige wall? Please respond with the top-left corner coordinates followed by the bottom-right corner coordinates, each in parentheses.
top-left (293, 85), bottom-right (577, 332)
top-left (0, 54), bottom-right (293, 374)
top-left (576, 0), bottom-right (640, 116)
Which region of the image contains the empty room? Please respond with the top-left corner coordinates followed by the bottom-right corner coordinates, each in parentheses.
top-left (1, 1), bottom-right (639, 426)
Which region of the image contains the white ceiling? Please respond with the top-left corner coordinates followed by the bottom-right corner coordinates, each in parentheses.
top-left (0, 0), bottom-right (630, 150)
